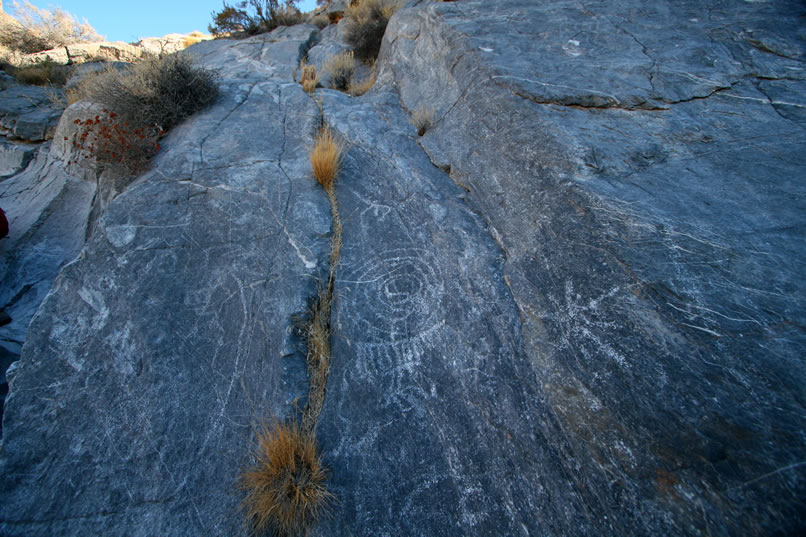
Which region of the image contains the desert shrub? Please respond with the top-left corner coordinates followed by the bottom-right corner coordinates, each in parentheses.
top-left (273, 4), bottom-right (304, 26)
top-left (209, 0), bottom-right (302, 36)
top-left (67, 54), bottom-right (219, 174)
top-left (67, 110), bottom-right (162, 174)
top-left (0, 1), bottom-right (102, 54)
top-left (239, 421), bottom-right (332, 537)
top-left (410, 105), bottom-right (434, 136)
top-left (6, 56), bottom-right (70, 86)
top-left (310, 13), bottom-right (330, 29)
top-left (309, 126), bottom-right (344, 190)
top-left (299, 61), bottom-right (319, 93)
top-left (343, 0), bottom-right (401, 62)
top-left (69, 54), bottom-right (219, 132)
top-left (323, 50), bottom-right (355, 91)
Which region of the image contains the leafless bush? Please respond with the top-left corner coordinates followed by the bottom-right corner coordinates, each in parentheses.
top-left (343, 0), bottom-right (401, 62)
top-left (69, 54), bottom-right (219, 132)
top-left (0, 1), bottom-right (102, 54)
top-left (209, 0), bottom-right (303, 36)
top-left (67, 54), bottom-right (219, 174)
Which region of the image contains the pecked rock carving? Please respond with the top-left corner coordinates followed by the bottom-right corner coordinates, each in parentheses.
top-left (1, 1), bottom-right (805, 536)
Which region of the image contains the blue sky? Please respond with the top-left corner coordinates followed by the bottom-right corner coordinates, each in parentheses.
top-left (6, 0), bottom-right (319, 43)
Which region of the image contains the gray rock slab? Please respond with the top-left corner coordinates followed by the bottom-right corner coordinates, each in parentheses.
top-left (1, 2), bottom-right (805, 536)
top-left (0, 30), bottom-right (330, 536)
top-left (376, 0), bottom-right (806, 535)
top-left (0, 139), bottom-right (37, 177)
top-left (0, 82), bottom-right (65, 142)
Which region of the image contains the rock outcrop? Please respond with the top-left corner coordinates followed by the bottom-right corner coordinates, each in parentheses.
top-left (1, 1), bottom-right (805, 536)
top-left (0, 72), bottom-right (64, 143)
top-left (10, 33), bottom-right (212, 67)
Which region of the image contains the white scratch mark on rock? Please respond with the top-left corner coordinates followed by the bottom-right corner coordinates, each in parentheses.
top-left (285, 232), bottom-right (316, 269)
top-left (491, 75), bottom-right (620, 103)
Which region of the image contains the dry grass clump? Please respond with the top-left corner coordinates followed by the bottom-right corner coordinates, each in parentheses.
top-left (299, 61), bottom-right (319, 93)
top-left (182, 35), bottom-right (204, 48)
top-left (309, 126), bottom-right (344, 191)
top-left (343, 0), bottom-right (401, 62)
top-left (0, 1), bottom-right (102, 54)
top-left (239, 421), bottom-right (332, 537)
top-left (323, 50), bottom-right (355, 91)
top-left (4, 56), bottom-right (70, 86)
top-left (410, 105), bottom-right (434, 136)
top-left (300, 286), bottom-right (333, 435)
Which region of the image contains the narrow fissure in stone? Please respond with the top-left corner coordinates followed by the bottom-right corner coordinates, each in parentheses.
top-left (300, 182), bottom-right (341, 435)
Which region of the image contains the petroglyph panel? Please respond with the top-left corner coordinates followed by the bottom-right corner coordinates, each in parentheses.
top-left (338, 248), bottom-right (444, 345)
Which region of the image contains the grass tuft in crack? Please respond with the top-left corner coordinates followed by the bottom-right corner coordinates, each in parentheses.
top-left (309, 126), bottom-right (344, 191)
top-left (239, 420), bottom-right (332, 536)
top-left (238, 122), bottom-right (345, 537)
top-left (301, 124), bottom-right (345, 434)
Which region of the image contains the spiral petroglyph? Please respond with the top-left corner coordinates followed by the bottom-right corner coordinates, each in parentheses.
top-left (340, 248), bottom-right (445, 345)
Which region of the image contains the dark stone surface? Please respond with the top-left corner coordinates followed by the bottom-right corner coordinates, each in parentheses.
top-left (0, 27), bottom-right (330, 536)
top-left (373, 0), bottom-right (806, 534)
top-left (1, 2), bottom-right (804, 536)
top-left (0, 77), bottom-right (65, 142)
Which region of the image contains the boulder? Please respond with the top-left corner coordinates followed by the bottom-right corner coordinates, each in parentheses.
top-left (0, 81), bottom-right (65, 142)
top-left (0, 2), bottom-right (804, 536)
top-left (134, 34), bottom-right (193, 57)
top-left (0, 139), bottom-right (36, 177)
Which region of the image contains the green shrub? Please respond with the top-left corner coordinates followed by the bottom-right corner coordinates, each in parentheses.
top-left (343, 0), bottom-right (401, 62)
top-left (208, 0), bottom-right (302, 36)
top-left (323, 50), bottom-right (355, 91)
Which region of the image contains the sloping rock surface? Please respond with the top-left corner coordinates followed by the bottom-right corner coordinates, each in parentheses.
top-left (1, 2), bottom-right (805, 537)
top-left (0, 73), bottom-right (64, 142)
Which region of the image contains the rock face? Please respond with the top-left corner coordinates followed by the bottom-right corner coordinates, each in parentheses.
top-left (0, 73), bottom-right (65, 143)
top-left (14, 33), bottom-right (211, 67)
top-left (1, 2), bottom-right (805, 536)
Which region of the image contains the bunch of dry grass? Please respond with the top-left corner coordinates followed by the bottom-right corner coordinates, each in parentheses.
top-left (182, 35), bottom-right (203, 48)
top-left (299, 61), bottom-right (319, 93)
top-left (309, 126), bottom-right (344, 191)
top-left (0, 1), bottom-right (102, 54)
top-left (300, 286), bottom-right (333, 435)
top-left (343, 0), bottom-right (401, 62)
top-left (5, 56), bottom-right (70, 86)
top-left (323, 50), bottom-right (355, 91)
top-left (410, 105), bottom-right (434, 136)
top-left (240, 421), bottom-right (332, 536)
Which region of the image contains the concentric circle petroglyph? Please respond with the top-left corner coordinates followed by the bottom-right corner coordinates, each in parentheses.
top-left (340, 248), bottom-right (444, 345)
